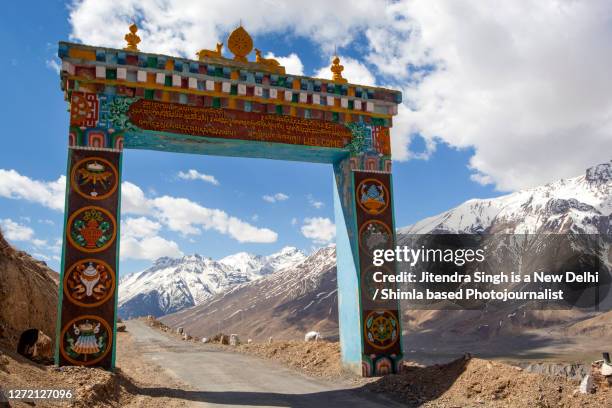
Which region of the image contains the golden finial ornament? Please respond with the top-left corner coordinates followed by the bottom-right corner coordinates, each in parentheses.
top-left (124, 23), bottom-right (141, 51)
top-left (227, 25), bottom-right (253, 63)
top-left (331, 55), bottom-right (347, 83)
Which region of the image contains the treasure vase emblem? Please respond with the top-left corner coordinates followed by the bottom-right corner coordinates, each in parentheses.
top-left (67, 206), bottom-right (116, 253)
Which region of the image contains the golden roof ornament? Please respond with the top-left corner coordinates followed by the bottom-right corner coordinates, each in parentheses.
top-left (331, 56), bottom-right (347, 83)
top-left (196, 43), bottom-right (223, 60)
top-left (124, 23), bottom-right (141, 51)
top-left (227, 25), bottom-right (253, 63)
top-left (254, 48), bottom-right (286, 74)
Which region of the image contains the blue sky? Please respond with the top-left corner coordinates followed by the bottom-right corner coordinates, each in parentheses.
top-left (1, 1), bottom-right (610, 275)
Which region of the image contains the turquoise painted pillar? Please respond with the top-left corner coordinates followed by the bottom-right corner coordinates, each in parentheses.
top-left (334, 155), bottom-right (403, 376)
top-left (333, 159), bottom-right (363, 374)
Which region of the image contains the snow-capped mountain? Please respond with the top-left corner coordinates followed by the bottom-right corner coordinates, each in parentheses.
top-left (400, 161), bottom-right (611, 235)
top-left (161, 246), bottom-right (338, 340)
top-left (118, 247), bottom-right (306, 319)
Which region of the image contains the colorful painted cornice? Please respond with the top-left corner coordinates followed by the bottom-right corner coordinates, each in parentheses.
top-left (58, 42), bottom-right (402, 128)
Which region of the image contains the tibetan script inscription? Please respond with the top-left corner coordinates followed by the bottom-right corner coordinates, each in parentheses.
top-left (128, 99), bottom-right (353, 148)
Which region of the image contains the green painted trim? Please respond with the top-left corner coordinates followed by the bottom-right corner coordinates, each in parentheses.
top-left (54, 149), bottom-right (73, 366)
top-left (110, 152), bottom-right (123, 371)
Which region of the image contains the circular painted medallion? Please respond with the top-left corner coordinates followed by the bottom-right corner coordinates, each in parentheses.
top-left (60, 315), bottom-right (113, 366)
top-left (71, 157), bottom-right (119, 200)
top-left (67, 206), bottom-right (116, 253)
top-left (357, 178), bottom-right (389, 215)
top-left (364, 310), bottom-right (399, 350)
top-left (359, 220), bottom-right (393, 256)
top-left (63, 259), bottom-right (115, 307)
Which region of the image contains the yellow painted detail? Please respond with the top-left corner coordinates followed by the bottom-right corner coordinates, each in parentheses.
top-left (68, 48), bottom-right (96, 61)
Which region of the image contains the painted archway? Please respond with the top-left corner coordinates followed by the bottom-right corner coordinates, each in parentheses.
top-left (55, 24), bottom-right (403, 377)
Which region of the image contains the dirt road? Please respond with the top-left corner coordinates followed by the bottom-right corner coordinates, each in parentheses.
top-left (123, 320), bottom-right (402, 408)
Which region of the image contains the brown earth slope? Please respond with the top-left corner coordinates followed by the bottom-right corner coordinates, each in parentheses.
top-left (0, 230), bottom-right (59, 350)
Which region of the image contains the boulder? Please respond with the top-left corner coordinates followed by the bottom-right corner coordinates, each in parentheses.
top-left (17, 329), bottom-right (52, 363)
top-left (579, 374), bottom-right (594, 394)
top-left (176, 327), bottom-right (184, 334)
top-left (305, 331), bottom-right (322, 342)
top-left (32, 331), bottom-right (53, 360)
top-left (116, 323), bottom-right (127, 332)
top-left (201, 337), bottom-right (209, 343)
top-left (230, 334), bottom-right (239, 346)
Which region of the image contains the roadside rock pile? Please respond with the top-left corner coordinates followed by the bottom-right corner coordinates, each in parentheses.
top-left (365, 355), bottom-right (612, 407)
top-left (143, 315), bottom-right (171, 332)
top-left (210, 333), bottom-right (230, 345)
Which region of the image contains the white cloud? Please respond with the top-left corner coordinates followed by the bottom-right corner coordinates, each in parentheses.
top-left (68, 0), bottom-right (390, 56)
top-left (177, 169), bottom-right (220, 186)
top-left (368, 0), bottom-right (612, 190)
top-left (314, 55), bottom-right (376, 86)
top-left (151, 196), bottom-right (277, 243)
top-left (120, 183), bottom-right (277, 243)
top-left (306, 194), bottom-right (324, 209)
top-left (120, 181), bottom-right (151, 215)
top-left (301, 217), bottom-right (336, 244)
top-left (1, 218), bottom-right (35, 241)
top-left (263, 52), bottom-right (304, 76)
top-left (0, 218), bottom-right (47, 248)
top-left (122, 216), bottom-right (162, 238)
top-left (0, 170), bottom-right (277, 245)
top-left (46, 58), bottom-right (61, 73)
top-left (262, 193), bottom-right (289, 203)
top-left (0, 169), bottom-right (65, 211)
top-left (120, 216), bottom-right (183, 260)
top-left (121, 235), bottom-right (183, 260)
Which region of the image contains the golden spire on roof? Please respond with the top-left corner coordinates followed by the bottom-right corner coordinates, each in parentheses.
top-left (331, 55), bottom-right (347, 83)
top-left (227, 24), bottom-right (253, 63)
top-left (124, 23), bottom-right (141, 51)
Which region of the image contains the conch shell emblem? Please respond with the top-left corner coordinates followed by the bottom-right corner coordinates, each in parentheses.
top-left (79, 262), bottom-right (101, 296)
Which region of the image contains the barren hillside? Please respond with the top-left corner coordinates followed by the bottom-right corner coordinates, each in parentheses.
top-left (0, 230), bottom-right (59, 349)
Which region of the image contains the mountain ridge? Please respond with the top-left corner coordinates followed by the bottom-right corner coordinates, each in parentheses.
top-left (118, 246), bottom-right (306, 319)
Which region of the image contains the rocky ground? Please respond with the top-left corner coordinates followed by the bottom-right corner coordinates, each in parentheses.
top-left (0, 330), bottom-right (190, 407)
top-left (143, 317), bottom-right (612, 407)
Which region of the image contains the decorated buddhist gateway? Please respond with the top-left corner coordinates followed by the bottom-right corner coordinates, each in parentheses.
top-left (55, 24), bottom-right (403, 376)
